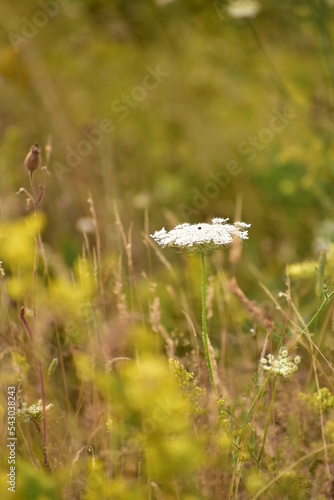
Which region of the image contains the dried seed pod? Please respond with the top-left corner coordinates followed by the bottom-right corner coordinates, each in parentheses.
top-left (24, 143), bottom-right (41, 173)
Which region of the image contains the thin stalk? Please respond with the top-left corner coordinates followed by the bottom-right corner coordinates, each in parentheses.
top-left (311, 1), bottom-right (334, 101)
top-left (252, 443), bottom-right (334, 500)
top-left (200, 252), bottom-right (216, 393)
top-left (229, 372), bottom-right (271, 498)
top-left (20, 307), bottom-right (50, 469)
top-left (39, 357), bottom-right (48, 468)
top-left (291, 288), bottom-right (334, 357)
top-left (257, 380), bottom-right (278, 463)
top-left (32, 179), bottom-right (49, 469)
top-left (304, 290), bottom-right (334, 332)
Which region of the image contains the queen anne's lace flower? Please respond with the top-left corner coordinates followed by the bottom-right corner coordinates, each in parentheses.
top-left (260, 348), bottom-right (301, 379)
top-left (151, 218), bottom-right (250, 254)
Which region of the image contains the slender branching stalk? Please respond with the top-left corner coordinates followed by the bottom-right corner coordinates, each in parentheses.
top-left (19, 307), bottom-right (49, 469)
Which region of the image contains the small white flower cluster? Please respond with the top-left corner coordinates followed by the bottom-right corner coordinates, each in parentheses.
top-left (260, 348), bottom-right (301, 379)
top-left (151, 218), bottom-right (250, 254)
top-left (17, 399), bottom-right (54, 423)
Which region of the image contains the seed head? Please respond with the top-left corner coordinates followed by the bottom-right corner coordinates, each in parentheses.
top-left (150, 217), bottom-right (250, 254)
top-left (24, 143), bottom-right (41, 173)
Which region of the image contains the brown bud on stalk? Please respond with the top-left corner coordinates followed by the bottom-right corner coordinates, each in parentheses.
top-left (24, 143), bottom-right (41, 173)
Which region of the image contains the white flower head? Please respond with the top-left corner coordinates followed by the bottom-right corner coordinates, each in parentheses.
top-left (151, 218), bottom-right (250, 254)
top-left (227, 0), bottom-right (261, 19)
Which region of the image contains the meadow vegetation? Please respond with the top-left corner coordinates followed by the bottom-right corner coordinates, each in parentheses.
top-left (0, 1), bottom-right (334, 498)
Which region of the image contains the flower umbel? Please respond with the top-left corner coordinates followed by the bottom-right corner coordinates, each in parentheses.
top-left (260, 348), bottom-right (301, 379)
top-left (151, 218), bottom-right (250, 254)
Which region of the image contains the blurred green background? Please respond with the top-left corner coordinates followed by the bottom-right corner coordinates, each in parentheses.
top-left (1, 0), bottom-right (334, 279)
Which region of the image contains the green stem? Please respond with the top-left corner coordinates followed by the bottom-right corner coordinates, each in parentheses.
top-left (257, 380), bottom-right (278, 463)
top-left (200, 252), bottom-right (216, 393)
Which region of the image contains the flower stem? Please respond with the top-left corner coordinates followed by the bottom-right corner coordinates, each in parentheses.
top-left (200, 252), bottom-right (216, 393)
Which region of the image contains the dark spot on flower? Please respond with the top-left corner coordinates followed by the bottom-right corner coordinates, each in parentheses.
top-left (198, 226), bottom-right (202, 230)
